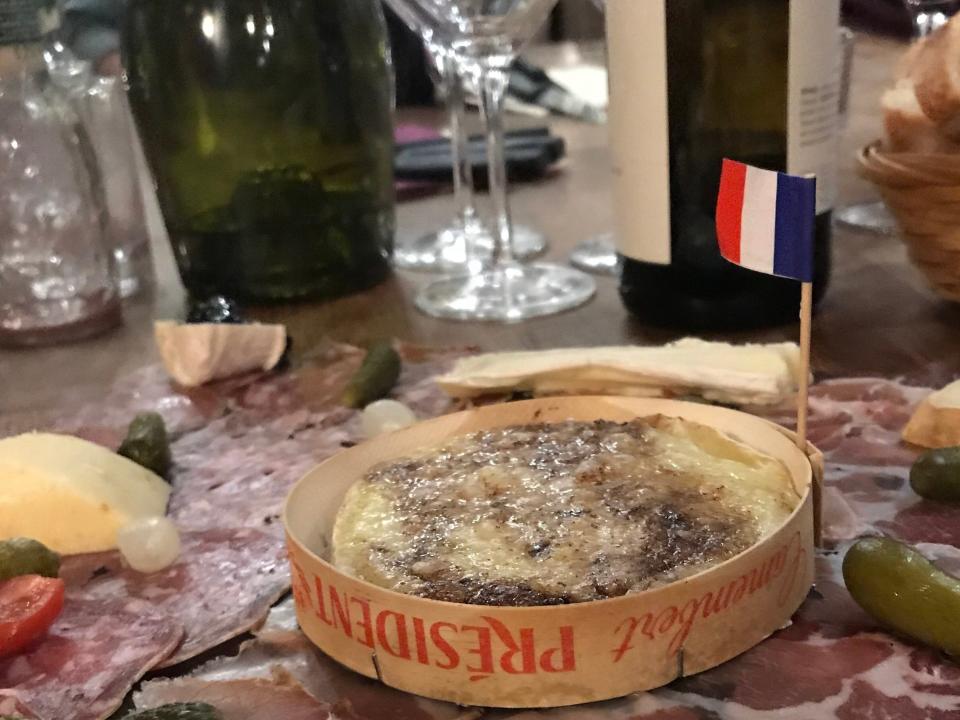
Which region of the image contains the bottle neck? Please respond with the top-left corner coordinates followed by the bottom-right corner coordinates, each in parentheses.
top-left (0, 43), bottom-right (44, 82)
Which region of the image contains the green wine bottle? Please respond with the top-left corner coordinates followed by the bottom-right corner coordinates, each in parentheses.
top-left (123, 0), bottom-right (395, 302)
top-left (607, 0), bottom-right (840, 329)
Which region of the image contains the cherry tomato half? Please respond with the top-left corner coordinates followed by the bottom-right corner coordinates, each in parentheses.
top-left (0, 575), bottom-right (65, 657)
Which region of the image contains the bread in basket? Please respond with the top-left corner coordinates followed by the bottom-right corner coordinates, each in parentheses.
top-left (859, 17), bottom-right (960, 301)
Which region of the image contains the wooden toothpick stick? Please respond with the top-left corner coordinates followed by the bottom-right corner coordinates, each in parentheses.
top-left (796, 281), bottom-right (813, 450)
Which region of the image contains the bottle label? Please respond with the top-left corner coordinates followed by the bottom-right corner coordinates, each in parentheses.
top-left (607, 0), bottom-right (840, 265)
top-left (787, 1), bottom-right (841, 215)
top-left (606, 0), bottom-right (672, 265)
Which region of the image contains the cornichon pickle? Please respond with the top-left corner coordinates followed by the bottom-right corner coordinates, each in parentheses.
top-left (118, 412), bottom-right (172, 478)
top-left (341, 342), bottom-right (401, 409)
top-left (843, 536), bottom-right (960, 656)
top-left (910, 446), bottom-right (960, 502)
top-left (0, 537), bottom-right (60, 580)
top-left (123, 702), bottom-right (223, 720)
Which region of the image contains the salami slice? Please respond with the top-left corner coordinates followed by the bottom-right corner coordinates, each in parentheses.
top-left (0, 597), bottom-right (182, 720)
top-left (167, 345), bottom-right (463, 535)
top-left (54, 364), bottom-right (233, 442)
top-left (62, 527), bottom-right (289, 667)
top-left (167, 406), bottom-right (354, 533)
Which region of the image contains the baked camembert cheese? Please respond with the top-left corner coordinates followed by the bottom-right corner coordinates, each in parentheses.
top-left (332, 416), bottom-right (799, 606)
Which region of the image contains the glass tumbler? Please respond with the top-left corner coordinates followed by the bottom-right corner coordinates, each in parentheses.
top-left (0, 42), bottom-right (120, 347)
top-left (80, 75), bottom-right (153, 297)
top-left (45, 43), bottom-right (154, 297)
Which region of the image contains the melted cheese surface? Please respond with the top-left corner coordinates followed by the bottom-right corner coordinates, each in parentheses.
top-left (332, 416), bottom-right (798, 606)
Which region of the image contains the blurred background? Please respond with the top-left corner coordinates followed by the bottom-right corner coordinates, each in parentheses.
top-left (58, 0), bottom-right (926, 109)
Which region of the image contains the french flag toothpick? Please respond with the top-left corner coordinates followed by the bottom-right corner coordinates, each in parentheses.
top-left (715, 158), bottom-right (816, 458)
top-left (716, 158), bottom-right (816, 283)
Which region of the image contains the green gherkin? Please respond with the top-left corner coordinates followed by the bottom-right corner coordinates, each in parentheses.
top-left (843, 537), bottom-right (960, 656)
top-left (910, 447), bottom-right (960, 502)
top-left (117, 412), bottom-right (172, 478)
top-left (122, 702), bottom-right (223, 720)
top-left (0, 538), bottom-right (60, 581)
top-left (342, 342), bottom-right (401, 409)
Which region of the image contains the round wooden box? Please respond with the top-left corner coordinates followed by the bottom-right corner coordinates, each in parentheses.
top-left (284, 397), bottom-right (819, 708)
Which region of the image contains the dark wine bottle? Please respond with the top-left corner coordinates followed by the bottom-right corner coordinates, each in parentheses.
top-left (606, 0), bottom-right (840, 329)
top-left (123, 0), bottom-right (395, 302)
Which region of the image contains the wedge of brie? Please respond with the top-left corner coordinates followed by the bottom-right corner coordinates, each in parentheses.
top-left (435, 339), bottom-right (801, 406)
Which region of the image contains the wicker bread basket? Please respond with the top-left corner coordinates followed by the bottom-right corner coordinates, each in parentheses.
top-left (859, 141), bottom-right (960, 301)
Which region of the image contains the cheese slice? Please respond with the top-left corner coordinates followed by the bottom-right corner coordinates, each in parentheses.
top-left (435, 339), bottom-right (801, 406)
top-left (0, 433), bottom-right (170, 554)
top-left (155, 321), bottom-right (287, 387)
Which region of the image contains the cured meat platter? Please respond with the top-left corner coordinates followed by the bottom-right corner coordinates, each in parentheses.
top-left (2, 343), bottom-right (960, 719)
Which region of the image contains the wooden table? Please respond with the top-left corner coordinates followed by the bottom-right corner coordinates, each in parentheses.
top-left (2, 33), bottom-right (955, 418)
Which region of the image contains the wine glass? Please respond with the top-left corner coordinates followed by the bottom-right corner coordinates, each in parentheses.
top-left (836, 1), bottom-right (957, 235)
top-left (905, 0), bottom-right (958, 35)
top-left (567, 0), bottom-right (619, 275)
top-left (387, 3), bottom-right (546, 272)
top-left (569, 232), bottom-right (620, 274)
top-left (409, 0), bottom-right (596, 321)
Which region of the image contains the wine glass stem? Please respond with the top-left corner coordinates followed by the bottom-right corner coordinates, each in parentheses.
top-left (476, 64), bottom-right (514, 267)
top-left (444, 54), bottom-right (478, 231)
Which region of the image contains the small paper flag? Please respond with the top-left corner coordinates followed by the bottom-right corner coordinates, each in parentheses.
top-left (716, 158), bottom-right (816, 283)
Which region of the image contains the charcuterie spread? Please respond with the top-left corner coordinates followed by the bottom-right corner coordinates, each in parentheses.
top-left (0, 343), bottom-right (460, 720)
top-left (4, 339), bottom-right (960, 718)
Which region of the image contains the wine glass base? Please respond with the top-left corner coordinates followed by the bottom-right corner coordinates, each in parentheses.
top-left (834, 201), bottom-right (897, 236)
top-left (394, 227), bottom-right (471, 270)
top-left (569, 233), bottom-right (621, 275)
top-left (394, 223), bottom-right (547, 272)
top-left (415, 262), bottom-right (596, 322)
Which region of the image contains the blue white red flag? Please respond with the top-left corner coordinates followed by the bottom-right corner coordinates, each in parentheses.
top-left (715, 158), bottom-right (816, 283)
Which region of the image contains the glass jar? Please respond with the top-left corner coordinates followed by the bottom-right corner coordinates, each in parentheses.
top-left (0, 1), bottom-right (121, 347)
top-left (45, 42), bottom-right (154, 298)
top-left (123, 0), bottom-right (395, 302)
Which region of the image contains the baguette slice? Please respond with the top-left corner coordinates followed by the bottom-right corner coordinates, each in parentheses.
top-left (154, 321), bottom-right (287, 387)
top-left (911, 18), bottom-right (960, 139)
top-left (903, 379), bottom-right (960, 448)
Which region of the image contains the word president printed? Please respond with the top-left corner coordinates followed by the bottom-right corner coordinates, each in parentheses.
top-left (288, 529), bottom-right (807, 682)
